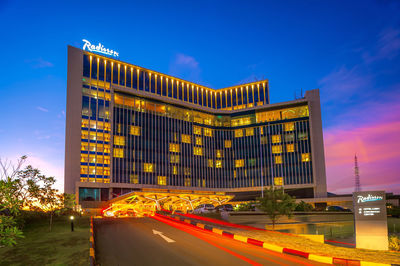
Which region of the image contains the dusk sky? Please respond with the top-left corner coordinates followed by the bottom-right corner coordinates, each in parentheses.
top-left (0, 1), bottom-right (399, 194)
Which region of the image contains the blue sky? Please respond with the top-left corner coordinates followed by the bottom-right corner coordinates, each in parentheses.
top-left (0, 0), bottom-right (399, 194)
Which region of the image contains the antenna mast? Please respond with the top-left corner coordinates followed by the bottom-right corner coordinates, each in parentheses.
top-left (354, 154), bottom-right (361, 192)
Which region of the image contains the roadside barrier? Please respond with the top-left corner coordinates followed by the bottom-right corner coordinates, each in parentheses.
top-left (89, 216), bottom-right (95, 266)
top-left (155, 213), bottom-right (394, 266)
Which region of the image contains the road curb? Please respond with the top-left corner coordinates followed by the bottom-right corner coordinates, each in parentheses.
top-left (89, 216), bottom-right (96, 266)
top-left (160, 214), bottom-right (393, 266)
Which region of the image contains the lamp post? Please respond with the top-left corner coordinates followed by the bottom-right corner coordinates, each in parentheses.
top-left (70, 216), bottom-right (74, 232)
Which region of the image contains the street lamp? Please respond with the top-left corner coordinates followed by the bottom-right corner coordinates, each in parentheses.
top-left (70, 216), bottom-right (74, 232)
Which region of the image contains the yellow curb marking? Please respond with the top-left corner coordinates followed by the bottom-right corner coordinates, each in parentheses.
top-left (212, 228), bottom-right (224, 235)
top-left (308, 254), bottom-right (333, 264)
top-left (233, 235), bottom-right (248, 242)
top-left (197, 223), bottom-right (205, 229)
top-left (89, 248), bottom-right (95, 257)
top-left (262, 243), bottom-right (284, 253)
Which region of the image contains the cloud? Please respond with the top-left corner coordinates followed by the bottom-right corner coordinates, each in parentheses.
top-left (324, 99), bottom-right (400, 194)
top-left (169, 53), bottom-right (202, 83)
top-left (26, 58), bottom-right (54, 69)
top-left (36, 106), bottom-right (49, 112)
top-left (363, 27), bottom-right (400, 63)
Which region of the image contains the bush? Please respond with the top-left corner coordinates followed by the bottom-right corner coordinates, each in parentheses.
top-left (389, 235), bottom-right (400, 251)
top-left (234, 202), bottom-right (255, 211)
top-left (295, 201), bottom-right (313, 212)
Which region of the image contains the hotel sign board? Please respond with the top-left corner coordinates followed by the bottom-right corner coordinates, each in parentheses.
top-left (353, 191), bottom-right (388, 250)
top-left (82, 39), bottom-right (119, 58)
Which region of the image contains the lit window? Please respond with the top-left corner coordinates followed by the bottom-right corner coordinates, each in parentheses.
top-left (172, 165), bottom-right (178, 175)
top-left (80, 177), bottom-right (88, 182)
top-left (103, 178), bottom-right (110, 184)
top-left (184, 178), bottom-right (191, 186)
top-left (195, 137), bottom-right (203, 146)
top-left (275, 156), bottom-right (283, 164)
top-left (208, 159), bottom-right (214, 168)
top-left (204, 128), bottom-right (213, 137)
top-left (81, 130), bottom-right (89, 140)
top-left (80, 165), bottom-right (88, 175)
top-left (235, 159), bottom-right (244, 168)
top-left (181, 134), bottom-right (191, 144)
top-left (260, 127), bottom-right (264, 135)
top-left (113, 148), bottom-right (124, 158)
top-left (170, 154), bottom-right (180, 163)
top-left (274, 177), bottom-right (283, 186)
top-left (298, 132), bottom-right (308, 141)
top-left (81, 119), bottom-right (89, 128)
top-left (215, 160), bottom-right (222, 168)
top-left (272, 135), bottom-right (281, 143)
top-left (193, 147), bottom-right (203, 156)
top-left (81, 142), bottom-right (89, 151)
top-left (234, 129), bottom-right (244, 138)
top-left (233, 170), bottom-right (236, 178)
top-left (216, 150), bottom-right (223, 158)
top-left (130, 126), bottom-right (141, 136)
top-left (184, 167), bottom-right (191, 176)
top-left (117, 123), bottom-right (121, 134)
top-left (245, 128), bottom-right (254, 136)
top-left (143, 163), bottom-right (153, 173)
top-left (130, 174), bottom-right (138, 184)
top-left (272, 145), bottom-right (282, 154)
top-left (114, 136), bottom-right (125, 146)
top-left (302, 153), bottom-right (310, 162)
top-left (81, 154), bottom-right (88, 163)
top-left (202, 179), bottom-right (206, 187)
top-left (169, 143), bottom-right (180, 153)
top-left (284, 122), bottom-right (295, 132)
top-left (224, 140), bottom-right (232, 148)
top-left (193, 126), bottom-right (202, 135)
top-left (286, 144), bottom-right (295, 152)
top-left (103, 167), bottom-right (110, 176)
top-left (157, 176), bottom-right (167, 186)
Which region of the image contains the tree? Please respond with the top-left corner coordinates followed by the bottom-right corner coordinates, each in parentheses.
top-left (295, 200), bottom-right (313, 212)
top-left (257, 187), bottom-right (296, 229)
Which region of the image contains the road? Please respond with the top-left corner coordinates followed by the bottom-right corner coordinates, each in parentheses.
top-left (94, 216), bottom-right (327, 266)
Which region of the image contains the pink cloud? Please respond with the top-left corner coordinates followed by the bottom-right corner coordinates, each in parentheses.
top-left (324, 100), bottom-right (400, 194)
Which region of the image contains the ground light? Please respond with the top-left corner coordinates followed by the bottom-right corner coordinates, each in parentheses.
top-left (70, 216), bottom-right (74, 232)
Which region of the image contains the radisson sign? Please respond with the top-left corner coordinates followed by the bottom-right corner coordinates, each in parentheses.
top-left (82, 39), bottom-right (119, 57)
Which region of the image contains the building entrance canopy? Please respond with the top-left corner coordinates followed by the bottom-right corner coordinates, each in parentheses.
top-left (103, 188), bottom-right (233, 217)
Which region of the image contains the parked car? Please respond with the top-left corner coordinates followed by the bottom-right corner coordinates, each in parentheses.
top-left (215, 204), bottom-right (233, 212)
top-left (193, 204), bottom-right (215, 214)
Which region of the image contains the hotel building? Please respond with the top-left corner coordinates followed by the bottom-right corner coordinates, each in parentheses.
top-left (65, 45), bottom-right (327, 209)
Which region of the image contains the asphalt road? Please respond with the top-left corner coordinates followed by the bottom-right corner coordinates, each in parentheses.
top-left (94, 216), bottom-right (327, 266)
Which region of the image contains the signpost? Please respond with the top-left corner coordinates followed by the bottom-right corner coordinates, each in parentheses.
top-left (353, 191), bottom-right (388, 250)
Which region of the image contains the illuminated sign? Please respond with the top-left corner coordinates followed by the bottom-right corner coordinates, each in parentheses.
top-left (82, 39), bottom-right (119, 57)
top-left (357, 194), bottom-right (383, 203)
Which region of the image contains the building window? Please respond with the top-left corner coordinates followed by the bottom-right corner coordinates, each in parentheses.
top-left (271, 135), bottom-right (281, 143)
top-left (130, 126), bottom-right (141, 136)
top-left (260, 136), bottom-right (268, 145)
top-left (80, 165), bottom-right (88, 175)
top-left (117, 123), bottom-right (122, 134)
top-left (286, 144), bottom-right (295, 152)
top-left (195, 137), bottom-right (203, 146)
top-left (114, 136), bottom-right (125, 146)
top-left (193, 147), bottom-right (203, 156)
top-left (260, 127), bottom-right (264, 135)
top-left (169, 143), bottom-right (180, 153)
top-left (184, 178), bottom-right (191, 187)
top-left (298, 132), bottom-right (308, 141)
top-left (248, 158), bottom-right (256, 167)
top-left (184, 167), bottom-right (191, 176)
top-left (224, 140), bottom-right (232, 148)
top-left (193, 126), bottom-right (202, 135)
top-left (143, 163), bottom-right (153, 173)
top-left (234, 129), bottom-right (243, 138)
top-left (285, 134), bottom-right (294, 142)
top-left (233, 170), bottom-right (237, 178)
top-left (275, 155), bottom-right (283, 164)
top-left (216, 150), bottom-right (223, 158)
top-left (272, 145), bottom-right (282, 154)
top-left (172, 165), bottom-right (178, 175)
top-left (181, 134), bottom-right (191, 144)
top-left (284, 122), bottom-right (295, 132)
top-left (157, 176), bottom-right (167, 186)
top-left (215, 160), bottom-right (222, 168)
top-left (245, 128), bottom-right (254, 136)
top-left (302, 153), bottom-right (311, 162)
top-left (208, 159), bottom-right (214, 168)
top-left (113, 148), bottom-right (124, 158)
top-left (204, 128), bottom-right (213, 137)
top-left (170, 154), bottom-right (180, 163)
top-left (274, 177), bottom-right (283, 186)
top-left (130, 174), bottom-right (139, 184)
top-left (235, 159), bottom-right (244, 168)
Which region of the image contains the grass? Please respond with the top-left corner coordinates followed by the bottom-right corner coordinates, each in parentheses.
top-left (0, 215), bottom-right (90, 266)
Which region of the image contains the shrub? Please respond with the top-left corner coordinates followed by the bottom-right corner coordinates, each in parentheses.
top-left (389, 234), bottom-right (400, 251)
top-left (295, 201), bottom-right (313, 212)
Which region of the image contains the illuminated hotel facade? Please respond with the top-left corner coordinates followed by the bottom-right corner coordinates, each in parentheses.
top-left (65, 45), bottom-right (327, 208)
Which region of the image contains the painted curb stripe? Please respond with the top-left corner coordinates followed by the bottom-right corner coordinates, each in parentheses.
top-left (90, 248), bottom-right (95, 257)
top-left (197, 223), bottom-right (205, 229)
top-left (190, 220), bottom-right (197, 226)
top-left (233, 235), bottom-right (248, 243)
top-left (283, 248), bottom-right (309, 258)
top-left (212, 228), bottom-right (224, 235)
top-left (333, 257), bottom-right (360, 266)
top-left (262, 243), bottom-right (283, 253)
top-left (222, 231), bottom-right (234, 238)
top-left (204, 225), bottom-right (213, 231)
top-left (247, 238), bottom-right (264, 247)
top-left (308, 254), bottom-right (333, 264)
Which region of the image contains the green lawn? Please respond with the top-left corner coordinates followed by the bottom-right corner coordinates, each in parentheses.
top-left (0, 216), bottom-right (90, 266)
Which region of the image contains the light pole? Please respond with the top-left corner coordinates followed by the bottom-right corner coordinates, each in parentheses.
top-left (70, 216), bottom-right (74, 232)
